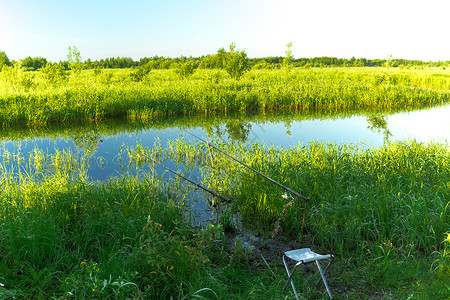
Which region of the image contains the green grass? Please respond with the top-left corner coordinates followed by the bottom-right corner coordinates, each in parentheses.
top-left (0, 67), bottom-right (449, 126)
top-left (1, 64), bottom-right (449, 298)
top-left (1, 141), bottom-right (449, 298)
top-left (127, 138), bottom-right (450, 298)
top-left (0, 148), bottom-right (300, 299)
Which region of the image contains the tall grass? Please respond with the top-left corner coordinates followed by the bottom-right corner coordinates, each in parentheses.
top-left (0, 148), bottom-right (203, 298)
top-left (186, 140), bottom-right (448, 248)
top-left (131, 139), bottom-right (450, 295)
top-left (0, 147), bottom-right (296, 299)
top-left (127, 139), bottom-right (449, 254)
top-left (0, 67), bottom-right (449, 126)
top-left (1, 140), bottom-right (449, 298)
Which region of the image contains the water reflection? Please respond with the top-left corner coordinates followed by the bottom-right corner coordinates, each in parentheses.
top-left (72, 132), bottom-right (103, 155)
top-left (366, 114), bottom-right (392, 144)
top-left (0, 104), bottom-right (448, 182)
top-left (205, 119), bottom-right (253, 143)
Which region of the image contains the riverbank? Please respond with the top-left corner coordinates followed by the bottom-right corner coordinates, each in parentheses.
top-left (1, 140), bottom-right (448, 298)
top-left (1, 67), bottom-right (449, 127)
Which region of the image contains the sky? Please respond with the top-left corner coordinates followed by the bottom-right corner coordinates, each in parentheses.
top-left (1, 0), bottom-right (449, 62)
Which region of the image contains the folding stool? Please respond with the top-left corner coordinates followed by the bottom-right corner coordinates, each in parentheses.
top-left (282, 248), bottom-right (334, 298)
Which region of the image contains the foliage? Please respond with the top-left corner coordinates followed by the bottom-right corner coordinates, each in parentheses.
top-left (21, 56), bottom-right (48, 71)
top-left (0, 50), bottom-right (12, 71)
top-left (61, 261), bottom-right (141, 299)
top-left (1, 132), bottom-right (449, 298)
top-left (0, 61), bottom-right (36, 92)
top-left (432, 231), bottom-right (450, 283)
top-left (224, 43), bottom-right (249, 79)
top-left (175, 60), bottom-right (196, 78)
top-left (40, 63), bottom-right (68, 84)
top-left (127, 138), bottom-right (450, 298)
top-left (67, 46), bottom-right (82, 65)
top-left (132, 219), bottom-right (209, 297)
top-left (129, 63), bottom-right (152, 82)
top-left (251, 61), bottom-right (276, 70)
top-left (67, 46), bottom-right (83, 74)
top-left (0, 147), bottom-right (292, 299)
top-left (0, 67), bottom-right (449, 126)
top-left (283, 42), bottom-right (293, 71)
top-left (71, 55), bottom-right (450, 70)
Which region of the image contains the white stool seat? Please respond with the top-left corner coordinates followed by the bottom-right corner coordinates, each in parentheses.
top-left (284, 248), bottom-right (332, 263)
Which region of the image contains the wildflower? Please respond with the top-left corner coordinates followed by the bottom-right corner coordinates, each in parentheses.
top-left (281, 193), bottom-right (289, 200)
top-left (445, 232), bottom-right (450, 244)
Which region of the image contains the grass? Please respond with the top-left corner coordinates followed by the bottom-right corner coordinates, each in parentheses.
top-left (1, 140), bottom-right (449, 298)
top-left (1, 64), bottom-right (449, 298)
top-left (0, 67), bottom-right (449, 126)
top-left (127, 138), bottom-right (450, 298)
top-left (0, 148), bottom-right (299, 299)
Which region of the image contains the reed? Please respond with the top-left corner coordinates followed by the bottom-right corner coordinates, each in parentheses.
top-left (127, 139), bottom-right (449, 255)
top-left (0, 147), bottom-right (294, 299)
top-left (0, 67), bottom-right (449, 126)
top-left (0, 148), bottom-right (194, 298)
top-left (1, 140), bottom-right (449, 298)
top-left (134, 138), bottom-right (450, 296)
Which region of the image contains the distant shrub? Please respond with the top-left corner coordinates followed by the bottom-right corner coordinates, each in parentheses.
top-left (41, 63), bottom-right (68, 84)
top-left (252, 62), bottom-right (276, 70)
top-left (175, 60), bottom-right (196, 78)
top-left (130, 64), bottom-right (152, 82)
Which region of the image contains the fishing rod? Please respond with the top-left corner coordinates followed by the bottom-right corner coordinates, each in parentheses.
top-left (144, 154), bottom-right (232, 204)
top-left (184, 130), bottom-right (309, 202)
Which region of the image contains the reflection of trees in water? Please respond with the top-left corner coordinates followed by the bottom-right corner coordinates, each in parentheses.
top-left (205, 119), bottom-right (252, 143)
top-left (70, 132), bottom-right (104, 174)
top-left (72, 132), bottom-right (103, 155)
top-left (284, 119), bottom-right (292, 136)
top-left (367, 114), bottom-right (392, 143)
top-left (225, 120), bottom-right (251, 143)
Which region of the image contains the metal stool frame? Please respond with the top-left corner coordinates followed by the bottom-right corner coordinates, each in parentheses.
top-left (282, 248), bottom-right (334, 298)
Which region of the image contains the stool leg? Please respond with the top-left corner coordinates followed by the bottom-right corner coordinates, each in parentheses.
top-left (315, 260), bottom-right (332, 298)
top-left (283, 255), bottom-right (301, 298)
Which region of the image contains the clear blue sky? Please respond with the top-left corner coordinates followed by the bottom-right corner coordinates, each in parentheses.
top-left (1, 0), bottom-right (449, 62)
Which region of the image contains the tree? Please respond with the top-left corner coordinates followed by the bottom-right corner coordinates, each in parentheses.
top-left (0, 50), bottom-right (12, 71)
top-left (283, 42), bottom-right (293, 71)
top-left (41, 63), bottom-right (68, 84)
top-left (67, 46), bottom-right (82, 74)
top-left (385, 54), bottom-right (393, 72)
top-left (224, 43), bottom-right (249, 79)
top-left (22, 56), bottom-right (47, 71)
top-left (67, 46), bottom-right (82, 64)
top-left (130, 63), bottom-right (152, 82)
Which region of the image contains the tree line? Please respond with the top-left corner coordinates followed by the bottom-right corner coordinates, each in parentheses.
top-left (1, 47), bottom-right (449, 73)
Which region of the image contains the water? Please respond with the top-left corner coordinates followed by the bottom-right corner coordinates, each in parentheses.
top-left (1, 104), bottom-right (449, 182)
top-left (247, 104), bottom-right (450, 147)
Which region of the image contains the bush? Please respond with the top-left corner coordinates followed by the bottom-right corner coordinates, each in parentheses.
top-left (130, 64), bottom-right (152, 82)
top-left (41, 63), bottom-right (67, 84)
top-left (175, 60), bottom-right (196, 78)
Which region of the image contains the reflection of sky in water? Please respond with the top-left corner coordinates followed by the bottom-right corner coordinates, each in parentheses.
top-left (387, 104), bottom-right (450, 143)
top-left (246, 104), bottom-right (449, 148)
top-left (0, 104), bottom-right (448, 182)
top-left (247, 115), bottom-right (382, 148)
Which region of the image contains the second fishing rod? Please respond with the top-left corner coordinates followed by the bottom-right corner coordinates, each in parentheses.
top-left (184, 130), bottom-right (309, 202)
